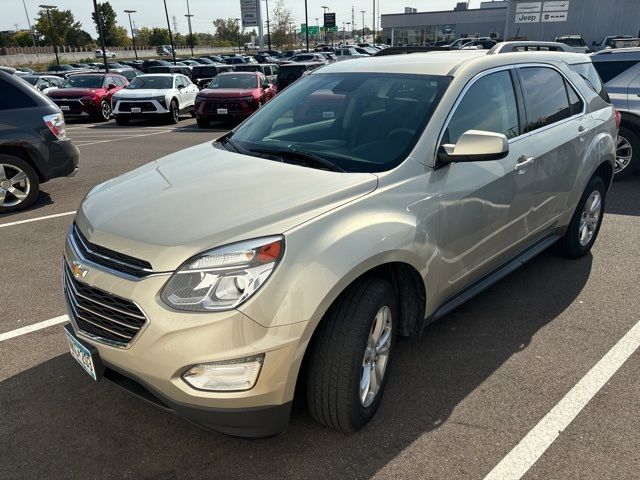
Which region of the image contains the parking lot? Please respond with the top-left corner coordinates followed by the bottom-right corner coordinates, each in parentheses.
top-left (0, 118), bottom-right (638, 479)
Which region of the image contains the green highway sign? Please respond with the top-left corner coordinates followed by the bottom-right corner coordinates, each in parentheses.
top-left (300, 24), bottom-right (320, 34)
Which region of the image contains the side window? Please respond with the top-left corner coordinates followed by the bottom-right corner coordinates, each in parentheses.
top-left (104, 76), bottom-right (115, 87)
top-left (519, 67), bottom-right (570, 132)
top-left (114, 77), bottom-right (125, 86)
top-left (175, 76), bottom-right (183, 88)
top-left (592, 60), bottom-right (639, 84)
top-left (263, 66), bottom-right (271, 76)
top-left (0, 79), bottom-right (37, 110)
top-left (271, 65), bottom-right (278, 75)
top-left (444, 70), bottom-right (520, 144)
top-left (566, 81), bottom-right (583, 116)
top-left (570, 62), bottom-right (608, 102)
top-left (183, 75), bottom-right (192, 85)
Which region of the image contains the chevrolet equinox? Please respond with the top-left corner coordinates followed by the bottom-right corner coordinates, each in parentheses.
top-left (62, 50), bottom-right (617, 437)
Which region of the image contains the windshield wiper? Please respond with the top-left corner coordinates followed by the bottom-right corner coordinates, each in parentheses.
top-left (248, 147), bottom-right (345, 172)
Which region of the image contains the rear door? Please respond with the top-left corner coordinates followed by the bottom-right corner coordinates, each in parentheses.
top-left (517, 66), bottom-right (595, 235)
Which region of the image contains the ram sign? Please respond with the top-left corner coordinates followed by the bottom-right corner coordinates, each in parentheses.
top-left (240, 0), bottom-right (258, 28)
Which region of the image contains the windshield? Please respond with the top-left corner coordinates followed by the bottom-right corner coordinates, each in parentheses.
top-left (23, 76), bottom-right (38, 85)
top-left (229, 72), bottom-right (451, 173)
top-left (127, 76), bottom-right (174, 89)
top-left (209, 74), bottom-right (258, 89)
top-left (61, 75), bottom-right (104, 88)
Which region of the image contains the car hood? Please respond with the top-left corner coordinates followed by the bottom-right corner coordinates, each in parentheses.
top-left (49, 88), bottom-right (102, 98)
top-left (115, 89), bottom-right (171, 98)
top-left (76, 142), bottom-right (378, 271)
top-left (199, 88), bottom-right (258, 98)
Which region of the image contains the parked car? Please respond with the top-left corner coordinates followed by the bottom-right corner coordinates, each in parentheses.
top-left (146, 64), bottom-right (193, 80)
top-left (460, 38), bottom-right (497, 49)
top-left (204, 55), bottom-right (225, 63)
top-left (156, 45), bottom-right (175, 56)
top-left (191, 64), bottom-right (236, 89)
top-left (69, 63), bottom-right (97, 70)
top-left (334, 47), bottom-right (369, 60)
top-left (120, 60), bottom-right (144, 71)
top-left (16, 67), bottom-right (36, 74)
top-left (554, 35), bottom-right (590, 53)
top-left (61, 50), bottom-right (616, 438)
top-left (189, 57), bottom-right (215, 65)
top-left (276, 62), bottom-right (324, 90)
top-left (141, 59), bottom-right (172, 73)
top-left (95, 49), bottom-right (117, 58)
top-left (47, 73), bottom-right (128, 121)
top-left (276, 50), bottom-right (301, 61)
top-left (20, 74), bottom-right (65, 94)
top-left (117, 68), bottom-right (142, 82)
top-left (95, 62), bottom-right (129, 70)
top-left (0, 71), bottom-right (78, 213)
top-left (590, 47), bottom-right (640, 177)
top-left (592, 35), bottom-right (640, 52)
top-left (258, 49), bottom-right (281, 57)
top-left (225, 56), bottom-right (258, 65)
top-left (318, 52), bottom-right (337, 63)
top-left (234, 63), bottom-right (279, 85)
top-left (112, 73), bottom-right (197, 125)
top-left (255, 53), bottom-right (278, 64)
top-left (244, 42), bottom-right (258, 52)
top-left (289, 53), bottom-right (328, 64)
top-left (43, 64), bottom-right (88, 77)
top-left (195, 71), bottom-right (276, 127)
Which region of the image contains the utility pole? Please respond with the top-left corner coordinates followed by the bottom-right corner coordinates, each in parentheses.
top-left (361, 10), bottom-right (365, 42)
top-left (321, 5), bottom-right (329, 43)
top-left (235, 18), bottom-right (242, 53)
top-left (372, 0), bottom-right (375, 44)
top-left (23, 0), bottom-right (37, 47)
top-left (163, 0), bottom-right (177, 65)
top-left (124, 10), bottom-right (138, 60)
top-left (264, 0), bottom-right (271, 51)
top-left (39, 4), bottom-right (59, 65)
top-left (185, 0), bottom-right (194, 57)
top-left (304, 0), bottom-right (310, 52)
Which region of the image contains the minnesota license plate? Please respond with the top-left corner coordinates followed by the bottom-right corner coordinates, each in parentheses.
top-left (65, 328), bottom-right (98, 380)
top-left (217, 108), bottom-right (228, 115)
top-left (131, 107), bottom-right (141, 114)
top-left (60, 105), bottom-right (70, 111)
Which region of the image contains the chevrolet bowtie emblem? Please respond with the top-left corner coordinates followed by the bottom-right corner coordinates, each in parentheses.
top-left (71, 261), bottom-right (88, 279)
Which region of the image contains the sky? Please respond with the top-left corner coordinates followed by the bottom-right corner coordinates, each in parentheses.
top-left (1, 0), bottom-right (477, 35)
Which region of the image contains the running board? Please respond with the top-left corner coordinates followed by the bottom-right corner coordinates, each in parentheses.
top-left (430, 233), bottom-right (562, 322)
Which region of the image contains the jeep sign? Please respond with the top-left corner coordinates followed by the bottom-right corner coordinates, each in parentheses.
top-left (515, 12), bottom-right (541, 23)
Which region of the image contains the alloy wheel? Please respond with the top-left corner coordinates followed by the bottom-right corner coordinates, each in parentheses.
top-left (578, 190), bottom-right (602, 246)
top-left (615, 135), bottom-right (633, 174)
top-left (101, 101), bottom-right (111, 120)
top-left (360, 305), bottom-right (393, 408)
top-left (0, 163), bottom-right (30, 208)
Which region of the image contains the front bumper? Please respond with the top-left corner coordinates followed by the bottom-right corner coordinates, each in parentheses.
top-left (196, 98), bottom-right (257, 120)
top-left (62, 236), bottom-right (307, 437)
top-left (51, 99), bottom-right (101, 117)
top-left (113, 98), bottom-right (170, 116)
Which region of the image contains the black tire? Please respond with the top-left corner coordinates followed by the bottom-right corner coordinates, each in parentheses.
top-left (190, 108), bottom-right (197, 118)
top-left (0, 154), bottom-right (39, 213)
top-left (97, 100), bottom-right (111, 122)
top-left (167, 100), bottom-right (179, 124)
top-left (115, 116), bottom-right (129, 126)
top-left (614, 126), bottom-right (640, 180)
top-left (557, 175), bottom-right (606, 259)
top-left (306, 277), bottom-right (398, 432)
top-left (196, 117), bottom-right (209, 128)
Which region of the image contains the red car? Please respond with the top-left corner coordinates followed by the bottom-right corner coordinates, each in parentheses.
top-left (195, 71), bottom-right (276, 127)
top-left (47, 73), bottom-right (128, 121)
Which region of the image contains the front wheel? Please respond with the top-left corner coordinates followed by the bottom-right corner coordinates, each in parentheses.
top-left (167, 100), bottom-right (179, 124)
top-left (614, 126), bottom-right (639, 179)
top-left (557, 176), bottom-right (606, 258)
top-left (97, 100), bottom-right (111, 122)
top-left (196, 117), bottom-right (209, 128)
top-left (306, 277), bottom-right (397, 432)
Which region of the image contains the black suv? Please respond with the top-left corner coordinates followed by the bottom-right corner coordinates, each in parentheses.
top-left (191, 64), bottom-right (235, 89)
top-left (276, 62), bottom-right (324, 91)
top-left (0, 71), bottom-right (79, 213)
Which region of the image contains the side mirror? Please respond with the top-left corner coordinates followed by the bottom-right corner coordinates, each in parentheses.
top-left (177, 84), bottom-right (185, 90)
top-left (39, 84), bottom-right (47, 91)
top-left (262, 82), bottom-right (270, 89)
top-left (438, 130), bottom-right (509, 164)
top-left (107, 83), bottom-right (116, 90)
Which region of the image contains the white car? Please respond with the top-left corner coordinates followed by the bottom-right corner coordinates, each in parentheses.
top-left (21, 74), bottom-right (65, 95)
top-left (95, 49), bottom-right (117, 58)
top-left (112, 73), bottom-right (198, 125)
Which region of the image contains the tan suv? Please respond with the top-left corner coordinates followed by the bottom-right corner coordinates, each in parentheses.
top-left (62, 50), bottom-right (617, 437)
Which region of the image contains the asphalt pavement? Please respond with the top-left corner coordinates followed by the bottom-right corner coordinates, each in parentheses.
top-left (1, 118), bottom-right (639, 480)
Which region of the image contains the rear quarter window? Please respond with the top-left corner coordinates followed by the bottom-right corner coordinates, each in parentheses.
top-left (0, 79), bottom-right (38, 110)
top-left (570, 62), bottom-right (609, 102)
top-left (592, 60), bottom-right (640, 84)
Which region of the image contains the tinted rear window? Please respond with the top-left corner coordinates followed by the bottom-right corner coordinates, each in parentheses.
top-left (278, 65), bottom-right (306, 78)
top-left (235, 65), bottom-right (260, 72)
top-left (592, 60), bottom-right (640, 83)
top-left (0, 79), bottom-right (38, 110)
top-left (519, 67), bottom-right (571, 132)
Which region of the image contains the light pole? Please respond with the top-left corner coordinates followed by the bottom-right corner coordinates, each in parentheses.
top-left (372, 0), bottom-right (375, 44)
top-left (315, 17), bottom-right (319, 44)
top-left (264, 0), bottom-right (271, 52)
top-left (360, 10), bottom-right (365, 42)
top-left (341, 22), bottom-right (345, 43)
top-left (23, 0), bottom-right (37, 48)
top-left (346, 22), bottom-right (351, 42)
top-left (124, 10), bottom-right (138, 60)
top-left (92, 0), bottom-right (109, 71)
top-left (289, 21), bottom-right (296, 49)
top-left (321, 5), bottom-right (329, 43)
top-left (235, 18), bottom-right (242, 53)
top-left (163, 0), bottom-right (177, 65)
top-left (304, 0), bottom-right (309, 52)
top-left (38, 4), bottom-right (59, 65)
top-left (185, 0), bottom-right (194, 57)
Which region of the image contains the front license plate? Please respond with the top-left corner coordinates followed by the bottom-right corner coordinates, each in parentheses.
top-left (131, 107), bottom-right (141, 114)
top-left (65, 328), bottom-right (98, 380)
top-left (60, 105), bottom-right (70, 111)
top-left (217, 108), bottom-right (228, 115)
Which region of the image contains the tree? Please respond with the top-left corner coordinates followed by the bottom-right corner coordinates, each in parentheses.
top-left (66, 29), bottom-right (95, 47)
top-left (148, 28), bottom-right (171, 46)
top-left (34, 8), bottom-right (88, 47)
top-left (12, 31), bottom-right (35, 47)
top-left (271, 0), bottom-right (293, 48)
top-left (134, 27), bottom-right (152, 47)
top-left (212, 18), bottom-right (240, 45)
top-left (91, 2), bottom-right (126, 46)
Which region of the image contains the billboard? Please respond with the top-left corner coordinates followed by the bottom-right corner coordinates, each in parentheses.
top-left (240, 0), bottom-right (258, 28)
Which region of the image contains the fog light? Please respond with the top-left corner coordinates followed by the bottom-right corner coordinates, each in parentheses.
top-left (182, 354), bottom-right (264, 391)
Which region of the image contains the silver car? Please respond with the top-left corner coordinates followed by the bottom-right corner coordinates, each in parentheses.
top-left (62, 50), bottom-right (616, 437)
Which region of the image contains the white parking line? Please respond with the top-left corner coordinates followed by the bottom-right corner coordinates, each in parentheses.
top-left (75, 130), bottom-right (167, 147)
top-left (0, 315), bottom-right (69, 342)
top-left (484, 318), bottom-right (640, 480)
top-left (0, 211), bottom-right (76, 229)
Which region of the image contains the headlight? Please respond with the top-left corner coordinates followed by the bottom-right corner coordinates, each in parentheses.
top-left (152, 95), bottom-right (166, 102)
top-left (240, 96), bottom-right (255, 103)
top-left (160, 236), bottom-right (284, 312)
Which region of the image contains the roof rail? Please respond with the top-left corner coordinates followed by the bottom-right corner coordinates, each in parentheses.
top-left (488, 41), bottom-right (573, 54)
top-left (373, 46), bottom-right (451, 56)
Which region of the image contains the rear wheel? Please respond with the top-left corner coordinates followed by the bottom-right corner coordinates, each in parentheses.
top-left (306, 277), bottom-right (397, 432)
top-left (557, 176), bottom-right (606, 258)
top-left (97, 100), bottom-right (111, 122)
top-left (0, 155), bottom-right (39, 213)
top-left (614, 126), bottom-right (639, 179)
top-left (190, 107), bottom-right (197, 118)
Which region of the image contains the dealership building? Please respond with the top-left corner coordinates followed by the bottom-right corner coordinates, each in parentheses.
top-left (381, 0), bottom-right (640, 46)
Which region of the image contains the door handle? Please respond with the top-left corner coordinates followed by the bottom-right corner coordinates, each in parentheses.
top-left (514, 155), bottom-right (535, 172)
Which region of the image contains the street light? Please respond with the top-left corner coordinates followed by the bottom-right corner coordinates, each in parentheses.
top-left (185, 0), bottom-right (194, 57)
top-left (315, 17), bottom-right (319, 44)
top-left (38, 4), bottom-right (59, 65)
top-left (124, 10), bottom-right (138, 60)
top-left (289, 21), bottom-right (296, 49)
top-left (372, 0), bottom-right (375, 44)
top-left (235, 18), bottom-right (242, 53)
top-left (304, 0), bottom-right (309, 52)
top-left (263, 0), bottom-right (271, 52)
top-left (360, 10), bottom-right (365, 42)
top-left (162, 0), bottom-right (177, 65)
top-left (346, 22), bottom-right (351, 42)
top-left (321, 5), bottom-right (329, 43)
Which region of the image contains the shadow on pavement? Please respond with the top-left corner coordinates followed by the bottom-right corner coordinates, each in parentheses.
top-left (0, 190), bottom-right (53, 220)
top-left (0, 252), bottom-right (592, 480)
top-left (606, 176), bottom-right (640, 217)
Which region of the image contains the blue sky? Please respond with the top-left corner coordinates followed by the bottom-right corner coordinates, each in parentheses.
top-left (2, 1), bottom-right (475, 35)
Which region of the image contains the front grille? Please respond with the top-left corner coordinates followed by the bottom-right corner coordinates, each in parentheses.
top-left (203, 100), bottom-right (244, 114)
top-left (71, 224), bottom-right (152, 278)
top-left (118, 101), bottom-right (159, 112)
top-left (63, 263), bottom-right (146, 346)
top-left (53, 99), bottom-right (86, 113)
